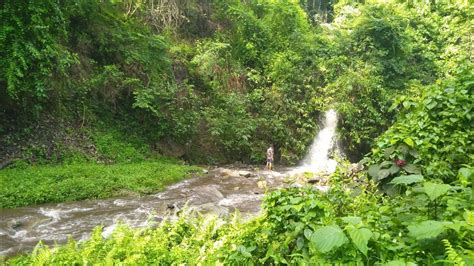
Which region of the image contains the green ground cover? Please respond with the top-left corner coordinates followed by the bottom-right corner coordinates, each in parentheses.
top-left (0, 159), bottom-right (199, 208)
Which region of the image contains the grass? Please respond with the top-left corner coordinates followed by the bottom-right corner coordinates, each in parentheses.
top-left (0, 159), bottom-right (200, 208)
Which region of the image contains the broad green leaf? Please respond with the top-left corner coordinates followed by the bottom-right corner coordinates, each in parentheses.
top-left (464, 210), bottom-right (474, 226)
top-left (389, 175), bottom-right (424, 185)
top-left (380, 161), bottom-right (393, 168)
top-left (304, 229), bottom-right (313, 240)
top-left (403, 138), bottom-right (414, 147)
top-left (423, 182), bottom-right (451, 201)
top-left (236, 245), bottom-right (255, 258)
top-left (348, 227), bottom-right (372, 256)
top-left (382, 183), bottom-right (399, 197)
top-left (408, 220), bottom-right (446, 239)
top-left (426, 101), bottom-right (437, 110)
top-left (293, 204), bottom-right (303, 212)
top-left (386, 260), bottom-right (417, 266)
top-left (310, 225), bottom-right (348, 253)
top-left (341, 216), bottom-right (362, 225)
top-left (296, 236), bottom-right (305, 249)
top-left (408, 149), bottom-right (419, 158)
top-left (383, 146), bottom-right (395, 159)
top-left (458, 167), bottom-right (473, 179)
top-left (377, 169), bottom-right (391, 181)
top-left (358, 157), bottom-right (371, 165)
top-left (389, 164), bottom-right (400, 174)
top-left (402, 164), bottom-right (421, 174)
top-left (444, 221), bottom-right (463, 233)
top-left (368, 165), bottom-right (380, 178)
top-left (290, 197), bottom-right (303, 204)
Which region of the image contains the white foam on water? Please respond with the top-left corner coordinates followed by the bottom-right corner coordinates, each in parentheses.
top-left (39, 208), bottom-right (62, 221)
top-left (66, 207), bottom-right (95, 213)
top-left (113, 199), bottom-right (130, 206)
top-left (166, 181), bottom-right (189, 190)
top-left (101, 224), bottom-right (116, 238)
top-left (0, 248), bottom-right (16, 257)
top-left (289, 109), bottom-right (339, 175)
top-left (218, 194), bottom-right (261, 207)
top-left (38, 207), bottom-right (96, 228)
top-left (10, 230), bottom-right (36, 242)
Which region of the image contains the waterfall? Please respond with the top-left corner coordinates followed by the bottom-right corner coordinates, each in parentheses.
top-left (294, 109), bottom-right (338, 174)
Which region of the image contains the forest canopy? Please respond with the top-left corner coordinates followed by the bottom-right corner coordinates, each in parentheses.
top-left (2, 0), bottom-right (471, 166)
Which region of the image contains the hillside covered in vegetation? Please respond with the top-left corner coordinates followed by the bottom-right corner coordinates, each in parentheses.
top-left (1, 0), bottom-right (473, 264)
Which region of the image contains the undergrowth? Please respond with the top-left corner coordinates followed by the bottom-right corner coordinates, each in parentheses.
top-left (0, 159), bottom-right (199, 208)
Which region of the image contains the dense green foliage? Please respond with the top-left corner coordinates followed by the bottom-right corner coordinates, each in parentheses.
top-left (369, 67), bottom-right (473, 184)
top-left (0, 158), bottom-right (198, 208)
top-left (3, 0), bottom-right (465, 164)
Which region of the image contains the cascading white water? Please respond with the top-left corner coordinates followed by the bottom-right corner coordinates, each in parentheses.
top-left (294, 109), bottom-right (338, 174)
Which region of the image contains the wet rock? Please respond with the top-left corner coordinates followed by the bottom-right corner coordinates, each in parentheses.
top-left (190, 186), bottom-right (224, 203)
top-left (234, 187), bottom-right (240, 191)
top-left (217, 168), bottom-right (240, 177)
top-left (195, 203), bottom-right (229, 217)
top-left (238, 171), bottom-right (253, 177)
top-left (350, 163), bottom-right (364, 173)
top-left (308, 178), bottom-right (321, 184)
top-left (153, 216), bottom-right (163, 223)
top-left (257, 180), bottom-right (267, 189)
top-left (166, 202), bottom-right (184, 211)
top-left (7, 220), bottom-right (22, 231)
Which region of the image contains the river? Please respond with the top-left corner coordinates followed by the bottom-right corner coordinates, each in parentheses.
top-left (0, 167), bottom-right (293, 258)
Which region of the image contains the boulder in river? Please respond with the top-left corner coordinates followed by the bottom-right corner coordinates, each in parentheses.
top-left (238, 170), bottom-right (253, 177)
top-left (257, 180), bottom-right (267, 189)
top-left (7, 220), bottom-right (22, 231)
top-left (215, 167), bottom-right (240, 177)
top-left (190, 185), bottom-right (224, 203)
top-left (307, 178), bottom-right (321, 184)
top-left (194, 203), bottom-right (229, 217)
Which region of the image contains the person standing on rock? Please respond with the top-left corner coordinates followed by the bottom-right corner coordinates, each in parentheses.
top-left (266, 145), bottom-right (274, 170)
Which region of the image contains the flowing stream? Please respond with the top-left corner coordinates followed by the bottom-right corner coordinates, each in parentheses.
top-left (0, 110), bottom-right (339, 258)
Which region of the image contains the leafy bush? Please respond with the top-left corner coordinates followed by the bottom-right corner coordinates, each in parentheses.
top-left (0, 0), bottom-right (75, 111)
top-left (370, 65), bottom-right (473, 182)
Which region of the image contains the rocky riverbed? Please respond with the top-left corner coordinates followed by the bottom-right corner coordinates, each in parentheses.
top-left (0, 165), bottom-right (329, 258)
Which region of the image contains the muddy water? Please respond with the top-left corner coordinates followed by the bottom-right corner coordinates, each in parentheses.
top-left (0, 167), bottom-right (297, 258)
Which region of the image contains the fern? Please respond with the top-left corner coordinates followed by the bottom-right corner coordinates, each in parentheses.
top-left (32, 246), bottom-right (52, 266)
top-left (442, 239), bottom-right (466, 266)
